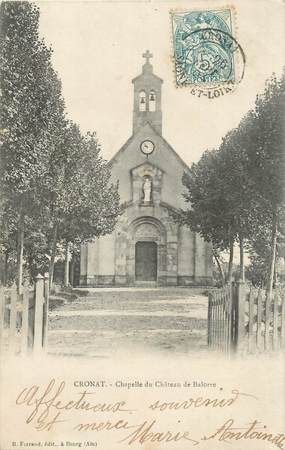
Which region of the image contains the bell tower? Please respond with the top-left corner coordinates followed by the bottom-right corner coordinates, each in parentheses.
top-left (132, 50), bottom-right (163, 135)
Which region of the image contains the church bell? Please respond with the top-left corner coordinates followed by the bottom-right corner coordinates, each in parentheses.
top-left (150, 93), bottom-right (155, 101)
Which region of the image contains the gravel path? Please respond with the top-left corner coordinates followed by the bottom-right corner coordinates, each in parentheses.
top-left (47, 287), bottom-right (209, 358)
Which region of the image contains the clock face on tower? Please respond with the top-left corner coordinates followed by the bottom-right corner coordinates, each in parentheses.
top-left (140, 140), bottom-right (155, 155)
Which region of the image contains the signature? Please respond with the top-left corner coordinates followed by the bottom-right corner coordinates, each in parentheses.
top-left (203, 419), bottom-right (285, 449)
top-left (118, 419), bottom-right (199, 445)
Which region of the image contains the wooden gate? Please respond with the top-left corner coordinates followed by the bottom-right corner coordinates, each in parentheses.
top-left (208, 282), bottom-right (285, 354)
top-left (208, 283), bottom-right (233, 353)
top-left (0, 274), bottom-right (49, 356)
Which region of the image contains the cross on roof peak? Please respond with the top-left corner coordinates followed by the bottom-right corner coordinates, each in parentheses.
top-left (143, 50), bottom-right (153, 64)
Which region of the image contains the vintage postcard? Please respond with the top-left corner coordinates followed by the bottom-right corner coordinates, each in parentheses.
top-left (0, 1), bottom-right (284, 450)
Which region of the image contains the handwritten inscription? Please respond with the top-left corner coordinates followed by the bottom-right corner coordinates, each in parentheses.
top-left (14, 379), bottom-right (284, 448)
top-left (118, 419), bottom-right (199, 445)
top-left (203, 419), bottom-right (285, 449)
top-left (148, 389), bottom-right (256, 411)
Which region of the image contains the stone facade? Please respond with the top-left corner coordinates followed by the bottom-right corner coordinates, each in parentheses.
top-left (80, 51), bottom-right (213, 286)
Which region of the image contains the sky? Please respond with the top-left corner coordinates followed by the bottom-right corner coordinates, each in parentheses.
top-left (38, 0), bottom-right (285, 166)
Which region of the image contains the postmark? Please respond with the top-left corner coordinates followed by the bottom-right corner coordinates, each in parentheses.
top-left (171, 8), bottom-right (245, 98)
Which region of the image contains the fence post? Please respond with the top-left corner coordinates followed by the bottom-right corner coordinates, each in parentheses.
top-left (248, 289), bottom-right (255, 353)
top-left (0, 287), bottom-right (6, 353)
top-left (33, 274), bottom-right (44, 354)
top-left (230, 282), bottom-right (236, 352)
top-left (43, 272), bottom-right (50, 348)
top-left (281, 293), bottom-right (285, 349)
top-left (235, 280), bottom-right (246, 353)
top-left (225, 284), bottom-right (231, 354)
top-left (264, 292), bottom-right (271, 351)
top-left (207, 292), bottom-right (212, 347)
top-left (21, 288), bottom-right (30, 355)
top-left (273, 291), bottom-right (279, 351)
top-left (256, 290), bottom-right (263, 351)
top-left (9, 288), bottom-right (18, 355)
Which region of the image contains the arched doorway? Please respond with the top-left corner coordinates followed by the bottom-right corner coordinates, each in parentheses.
top-left (125, 217), bottom-right (166, 284)
top-left (135, 241), bottom-right (157, 281)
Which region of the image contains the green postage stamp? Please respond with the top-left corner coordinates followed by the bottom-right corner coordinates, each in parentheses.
top-left (171, 8), bottom-right (245, 98)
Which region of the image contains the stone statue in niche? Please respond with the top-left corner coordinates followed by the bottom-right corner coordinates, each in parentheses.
top-left (142, 177), bottom-right (152, 203)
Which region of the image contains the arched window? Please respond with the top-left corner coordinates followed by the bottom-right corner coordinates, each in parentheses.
top-left (139, 91), bottom-right (146, 111)
top-left (149, 90), bottom-right (156, 111)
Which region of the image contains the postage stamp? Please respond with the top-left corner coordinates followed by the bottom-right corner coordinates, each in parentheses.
top-left (170, 8), bottom-right (245, 98)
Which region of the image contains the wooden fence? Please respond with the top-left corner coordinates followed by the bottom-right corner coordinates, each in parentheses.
top-left (0, 274), bottom-right (49, 356)
top-left (208, 281), bottom-right (285, 354)
top-left (243, 285), bottom-right (285, 352)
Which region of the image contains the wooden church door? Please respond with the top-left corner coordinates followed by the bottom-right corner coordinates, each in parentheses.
top-left (135, 241), bottom-right (157, 281)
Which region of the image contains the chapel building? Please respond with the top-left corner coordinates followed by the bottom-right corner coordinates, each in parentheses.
top-left (80, 51), bottom-right (213, 286)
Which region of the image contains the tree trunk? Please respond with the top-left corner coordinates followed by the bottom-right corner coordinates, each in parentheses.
top-left (70, 258), bottom-right (75, 287)
top-left (64, 241), bottom-right (70, 287)
top-left (3, 250), bottom-right (9, 286)
top-left (227, 239), bottom-right (234, 282)
top-left (274, 262), bottom-right (278, 288)
top-left (239, 234), bottom-right (245, 281)
top-left (49, 222), bottom-right (58, 290)
top-left (213, 250), bottom-right (225, 285)
top-left (267, 211), bottom-right (278, 300)
top-left (17, 214), bottom-right (24, 294)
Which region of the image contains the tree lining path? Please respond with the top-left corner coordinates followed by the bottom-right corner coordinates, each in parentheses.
top-left (47, 287), bottom-right (209, 358)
